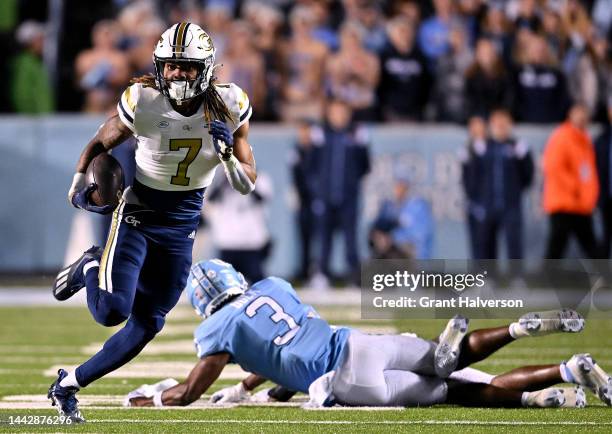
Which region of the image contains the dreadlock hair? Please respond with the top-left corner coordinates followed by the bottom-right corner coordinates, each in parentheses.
top-left (130, 73), bottom-right (233, 123)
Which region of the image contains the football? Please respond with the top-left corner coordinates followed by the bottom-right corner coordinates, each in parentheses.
top-left (85, 153), bottom-right (124, 209)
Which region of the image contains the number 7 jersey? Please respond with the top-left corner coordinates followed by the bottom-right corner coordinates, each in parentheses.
top-left (192, 277), bottom-right (350, 393)
top-left (116, 82), bottom-right (252, 191)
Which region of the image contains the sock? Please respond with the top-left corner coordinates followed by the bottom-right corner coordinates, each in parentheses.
top-left (559, 362), bottom-right (573, 383)
top-left (520, 391), bottom-right (530, 407)
top-left (508, 322), bottom-right (529, 339)
top-left (59, 370), bottom-right (81, 389)
top-left (448, 367), bottom-right (495, 384)
top-left (83, 260), bottom-right (99, 277)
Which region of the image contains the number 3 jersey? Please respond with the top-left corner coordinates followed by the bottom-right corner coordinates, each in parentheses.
top-left (193, 277), bottom-right (350, 393)
top-left (115, 82), bottom-right (252, 220)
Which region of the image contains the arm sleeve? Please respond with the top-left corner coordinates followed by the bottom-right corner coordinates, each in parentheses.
top-left (117, 84), bottom-right (139, 133)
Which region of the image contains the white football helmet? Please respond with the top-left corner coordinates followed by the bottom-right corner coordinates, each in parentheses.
top-left (153, 22), bottom-right (216, 104)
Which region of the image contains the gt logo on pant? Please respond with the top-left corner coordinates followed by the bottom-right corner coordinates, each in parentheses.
top-left (124, 215), bottom-right (141, 227)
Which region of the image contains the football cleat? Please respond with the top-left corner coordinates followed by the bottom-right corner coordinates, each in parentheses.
top-left (562, 354), bottom-right (612, 406)
top-left (522, 387), bottom-right (566, 408)
top-left (511, 309), bottom-right (584, 338)
top-left (53, 246), bottom-right (102, 301)
top-left (47, 369), bottom-right (85, 423)
top-left (434, 314), bottom-right (469, 378)
top-left (560, 386), bottom-right (587, 408)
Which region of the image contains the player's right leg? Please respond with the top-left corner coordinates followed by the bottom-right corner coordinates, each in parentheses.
top-left (55, 202), bottom-right (146, 326)
top-left (437, 309), bottom-right (584, 377)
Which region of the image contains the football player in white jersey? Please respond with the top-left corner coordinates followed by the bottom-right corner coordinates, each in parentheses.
top-left (47, 23), bottom-right (256, 423)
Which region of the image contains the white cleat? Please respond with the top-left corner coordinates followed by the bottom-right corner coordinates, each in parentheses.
top-left (523, 387), bottom-right (566, 408)
top-left (563, 354), bottom-right (612, 406)
top-left (512, 309), bottom-right (584, 338)
top-left (560, 386), bottom-right (587, 408)
top-left (434, 314), bottom-right (469, 378)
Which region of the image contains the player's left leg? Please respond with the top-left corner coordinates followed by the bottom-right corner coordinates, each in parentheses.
top-left (435, 310), bottom-right (585, 377)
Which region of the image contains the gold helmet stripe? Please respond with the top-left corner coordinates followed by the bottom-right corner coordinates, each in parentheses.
top-left (173, 22), bottom-right (189, 58)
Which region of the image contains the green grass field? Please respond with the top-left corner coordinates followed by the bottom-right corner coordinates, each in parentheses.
top-left (0, 297), bottom-right (611, 433)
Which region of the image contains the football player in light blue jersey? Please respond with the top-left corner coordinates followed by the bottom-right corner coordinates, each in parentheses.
top-left (126, 260), bottom-right (612, 409)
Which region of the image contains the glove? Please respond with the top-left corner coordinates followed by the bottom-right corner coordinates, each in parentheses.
top-left (123, 378), bottom-right (178, 407)
top-left (210, 382), bottom-right (249, 404)
top-left (250, 388), bottom-right (273, 403)
top-left (209, 119), bottom-right (234, 161)
top-left (71, 183), bottom-right (114, 214)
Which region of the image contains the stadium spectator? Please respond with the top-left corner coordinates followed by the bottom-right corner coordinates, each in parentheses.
top-left (289, 121), bottom-right (319, 281)
top-left (560, 0), bottom-right (598, 116)
top-left (74, 20), bottom-right (130, 113)
top-left (541, 7), bottom-right (564, 61)
top-left (216, 21), bottom-right (266, 120)
top-left (391, 0), bottom-right (422, 24)
top-left (589, 32), bottom-right (611, 123)
top-left (206, 173), bottom-right (274, 284)
top-left (480, 3), bottom-right (513, 67)
top-left (311, 99), bottom-right (370, 286)
top-left (417, 0), bottom-right (457, 63)
top-left (460, 116), bottom-right (487, 259)
top-left (116, 0), bottom-right (159, 52)
top-left (595, 100), bottom-right (612, 258)
top-left (278, 5), bottom-right (328, 122)
top-left (201, 3), bottom-right (233, 59)
top-left (468, 109), bottom-right (534, 260)
top-left (309, 0), bottom-right (339, 51)
top-left (378, 16), bottom-right (431, 122)
top-left (127, 19), bottom-right (166, 76)
top-left (512, 33), bottom-right (570, 123)
top-left (326, 21), bottom-right (380, 121)
top-left (592, 0), bottom-right (612, 36)
top-left (465, 38), bottom-right (512, 119)
top-left (243, 1), bottom-right (284, 120)
top-left (347, 1), bottom-right (388, 54)
top-left (542, 104), bottom-right (600, 259)
top-left (10, 20), bottom-right (54, 114)
top-left (369, 176), bottom-right (434, 260)
top-left (512, 0), bottom-right (540, 31)
top-left (433, 23), bottom-right (473, 123)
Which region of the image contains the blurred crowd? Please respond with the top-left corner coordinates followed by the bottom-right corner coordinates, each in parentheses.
top-left (2, 0), bottom-right (612, 285)
top-left (2, 0), bottom-right (611, 123)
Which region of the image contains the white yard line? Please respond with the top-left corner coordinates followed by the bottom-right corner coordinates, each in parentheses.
top-left (43, 363), bottom-right (248, 379)
top-left (83, 419), bottom-right (612, 426)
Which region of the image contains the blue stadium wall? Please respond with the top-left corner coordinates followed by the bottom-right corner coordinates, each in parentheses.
top-left (0, 117), bottom-right (603, 275)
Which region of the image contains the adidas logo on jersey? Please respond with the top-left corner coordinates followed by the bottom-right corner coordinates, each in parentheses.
top-left (188, 230), bottom-right (196, 239)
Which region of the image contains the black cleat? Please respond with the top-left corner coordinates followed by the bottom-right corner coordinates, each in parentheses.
top-left (53, 246), bottom-right (102, 301)
top-left (47, 369), bottom-right (85, 423)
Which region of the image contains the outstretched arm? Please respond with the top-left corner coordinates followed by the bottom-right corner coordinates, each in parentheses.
top-left (130, 353), bottom-right (230, 407)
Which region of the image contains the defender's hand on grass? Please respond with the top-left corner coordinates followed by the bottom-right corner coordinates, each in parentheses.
top-left (210, 382), bottom-right (249, 403)
top-left (124, 378), bottom-right (178, 407)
